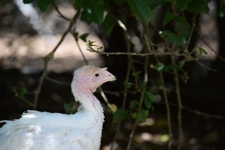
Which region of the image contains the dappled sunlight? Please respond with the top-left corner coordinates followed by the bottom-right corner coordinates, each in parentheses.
top-left (102, 142), bottom-right (120, 150)
top-left (138, 118), bottom-right (155, 126)
top-left (0, 2), bottom-right (104, 73)
top-left (195, 1), bottom-right (219, 61)
top-left (134, 132), bottom-right (170, 145)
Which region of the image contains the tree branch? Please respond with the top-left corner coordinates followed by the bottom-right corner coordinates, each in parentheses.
top-left (111, 19), bottom-right (132, 150)
top-left (144, 23), bottom-right (173, 150)
top-left (51, 0), bottom-right (70, 21)
top-left (33, 10), bottom-right (80, 109)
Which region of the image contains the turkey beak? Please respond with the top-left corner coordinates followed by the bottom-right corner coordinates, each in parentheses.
top-left (107, 72), bottom-right (116, 81)
top-left (101, 68), bottom-right (116, 82)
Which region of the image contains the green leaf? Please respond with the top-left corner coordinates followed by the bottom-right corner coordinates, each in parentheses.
top-left (64, 102), bottom-right (77, 114)
top-left (156, 63), bottom-right (183, 72)
top-left (73, 32), bottom-right (79, 41)
top-left (163, 12), bottom-right (190, 38)
top-left (37, 0), bottom-right (50, 12)
top-left (12, 87), bottom-right (28, 98)
top-left (79, 33), bottom-right (89, 42)
top-left (115, 0), bottom-right (126, 6)
top-left (199, 47), bottom-right (208, 54)
top-left (123, 82), bottom-right (134, 89)
top-left (64, 103), bottom-right (72, 114)
top-left (175, 0), bottom-right (209, 14)
top-left (175, 0), bottom-right (190, 10)
top-left (144, 91), bottom-right (156, 110)
top-left (132, 71), bottom-right (142, 77)
top-left (113, 109), bottom-right (129, 123)
top-left (80, 10), bottom-right (93, 24)
top-left (145, 91), bottom-right (156, 102)
top-left (138, 109), bottom-right (149, 123)
top-left (197, 47), bottom-right (208, 58)
top-left (186, 0), bottom-right (209, 14)
top-left (130, 112), bottom-right (137, 119)
top-left (128, 0), bottom-right (152, 23)
top-left (144, 98), bottom-right (152, 109)
top-left (182, 71), bottom-right (189, 83)
top-left (167, 64), bottom-right (180, 71)
top-left (160, 30), bottom-right (184, 47)
top-left (23, 0), bottom-right (34, 4)
top-left (147, 0), bottom-right (167, 9)
top-left (156, 63), bottom-right (164, 72)
top-left (129, 100), bottom-right (139, 110)
top-left (174, 15), bottom-right (190, 38)
top-left (74, 0), bottom-right (104, 24)
top-left (163, 12), bottom-right (174, 26)
top-left (179, 59), bottom-right (186, 68)
top-left (102, 12), bottom-right (116, 36)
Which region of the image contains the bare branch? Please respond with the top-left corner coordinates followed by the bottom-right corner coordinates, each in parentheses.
top-left (171, 53), bottom-right (184, 150)
top-left (111, 20), bottom-right (132, 150)
top-left (45, 76), bottom-right (70, 86)
top-left (183, 106), bottom-right (225, 120)
top-left (190, 56), bottom-right (217, 72)
top-left (126, 47), bottom-right (149, 150)
top-left (33, 10), bottom-right (80, 109)
top-left (51, 0), bottom-right (70, 21)
top-left (71, 30), bottom-right (89, 65)
top-left (195, 26), bottom-right (225, 62)
top-left (159, 102), bottom-right (225, 120)
top-left (88, 48), bottom-right (184, 57)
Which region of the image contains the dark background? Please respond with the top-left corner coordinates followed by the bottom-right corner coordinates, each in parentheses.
top-left (1, 0), bottom-right (225, 150)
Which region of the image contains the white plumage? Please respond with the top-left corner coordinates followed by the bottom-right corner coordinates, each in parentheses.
top-left (0, 66), bottom-right (116, 150)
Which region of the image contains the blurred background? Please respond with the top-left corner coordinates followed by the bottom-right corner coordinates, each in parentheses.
top-left (1, 0), bottom-right (225, 149)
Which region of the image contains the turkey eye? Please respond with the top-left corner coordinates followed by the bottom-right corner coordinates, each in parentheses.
top-left (95, 73), bottom-right (99, 77)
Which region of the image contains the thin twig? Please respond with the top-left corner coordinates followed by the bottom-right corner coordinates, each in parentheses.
top-left (33, 11), bottom-right (80, 109)
top-left (144, 23), bottom-right (173, 150)
top-left (45, 76), bottom-right (70, 86)
top-left (126, 46), bottom-right (149, 150)
top-left (89, 44), bottom-right (217, 72)
top-left (183, 106), bottom-right (225, 119)
top-left (69, 20), bottom-right (113, 113)
top-left (71, 30), bottom-right (89, 64)
top-left (195, 25), bottom-right (225, 62)
top-left (48, 10), bottom-right (80, 56)
top-left (171, 55), bottom-right (183, 150)
top-left (19, 97), bottom-right (35, 107)
top-left (89, 49), bottom-right (184, 57)
top-left (186, 14), bottom-right (197, 48)
top-left (33, 62), bottom-right (48, 109)
top-left (51, 0), bottom-right (70, 21)
top-left (158, 102), bottom-right (225, 120)
top-left (99, 86), bottom-right (114, 112)
top-left (159, 70), bottom-right (172, 149)
top-left (111, 19), bottom-right (132, 150)
top-left (191, 56), bottom-right (217, 72)
top-left (172, 14), bottom-right (197, 150)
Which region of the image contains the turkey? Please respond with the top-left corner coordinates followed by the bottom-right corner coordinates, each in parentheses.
top-left (0, 66), bottom-right (116, 150)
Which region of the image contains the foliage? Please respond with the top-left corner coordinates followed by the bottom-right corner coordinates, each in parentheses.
top-left (12, 86), bottom-right (28, 98)
top-left (64, 102), bottom-right (77, 114)
top-left (15, 0), bottom-right (222, 149)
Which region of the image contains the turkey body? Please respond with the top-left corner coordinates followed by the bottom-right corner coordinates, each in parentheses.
top-left (0, 98), bottom-right (103, 150)
top-left (0, 66), bottom-right (116, 150)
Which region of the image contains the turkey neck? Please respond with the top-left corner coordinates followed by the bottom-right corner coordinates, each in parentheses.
top-left (72, 85), bottom-right (105, 122)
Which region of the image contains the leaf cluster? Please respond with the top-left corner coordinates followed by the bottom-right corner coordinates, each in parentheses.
top-left (19, 0), bottom-right (215, 149)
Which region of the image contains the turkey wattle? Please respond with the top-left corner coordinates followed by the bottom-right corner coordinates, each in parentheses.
top-left (0, 66), bottom-right (116, 150)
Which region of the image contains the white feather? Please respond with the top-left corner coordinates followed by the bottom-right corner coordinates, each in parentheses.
top-left (0, 66), bottom-right (116, 150)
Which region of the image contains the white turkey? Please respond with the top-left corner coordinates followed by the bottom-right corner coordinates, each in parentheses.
top-left (0, 66), bottom-right (116, 150)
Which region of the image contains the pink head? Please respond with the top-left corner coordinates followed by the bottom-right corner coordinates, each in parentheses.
top-left (71, 66), bottom-right (116, 98)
